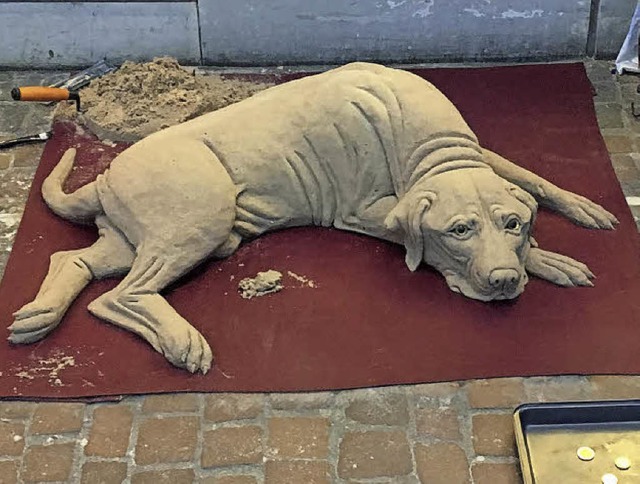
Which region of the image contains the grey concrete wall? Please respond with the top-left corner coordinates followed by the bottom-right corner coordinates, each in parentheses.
top-left (199, 0), bottom-right (592, 65)
top-left (595, 0), bottom-right (638, 58)
top-left (0, 2), bottom-right (200, 68)
top-left (0, 0), bottom-right (636, 67)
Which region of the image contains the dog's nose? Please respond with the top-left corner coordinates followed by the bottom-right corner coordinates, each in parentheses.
top-left (489, 269), bottom-right (521, 290)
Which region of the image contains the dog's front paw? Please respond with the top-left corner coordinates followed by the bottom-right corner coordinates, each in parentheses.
top-left (525, 248), bottom-right (595, 287)
top-left (556, 189), bottom-right (619, 230)
top-left (157, 323), bottom-right (213, 375)
top-left (8, 301), bottom-right (63, 344)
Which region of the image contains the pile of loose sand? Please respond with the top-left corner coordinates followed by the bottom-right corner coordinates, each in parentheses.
top-left (55, 57), bottom-right (272, 142)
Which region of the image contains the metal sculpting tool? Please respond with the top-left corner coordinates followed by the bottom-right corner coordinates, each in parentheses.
top-left (0, 131), bottom-right (51, 150)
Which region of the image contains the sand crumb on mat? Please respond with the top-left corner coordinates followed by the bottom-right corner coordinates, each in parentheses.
top-left (55, 57), bottom-right (272, 142)
top-left (12, 350), bottom-right (76, 387)
top-left (238, 270), bottom-right (283, 299)
top-left (287, 271), bottom-right (317, 288)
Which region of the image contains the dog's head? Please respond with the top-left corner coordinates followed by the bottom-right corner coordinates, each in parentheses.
top-left (386, 168), bottom-right (537, 301)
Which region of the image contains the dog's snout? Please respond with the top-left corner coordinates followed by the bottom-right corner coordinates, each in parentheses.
top-left (489, 268), bottom-right (521, 289)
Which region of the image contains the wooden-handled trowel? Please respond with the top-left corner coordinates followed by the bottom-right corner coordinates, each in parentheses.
top-left (1, 60), bottom-right (115, 150)
top-left (11, 87), bottom-right (81, 111)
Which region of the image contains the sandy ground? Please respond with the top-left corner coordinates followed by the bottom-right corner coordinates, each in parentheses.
top-left (55, 57), bottom-right (271, 142)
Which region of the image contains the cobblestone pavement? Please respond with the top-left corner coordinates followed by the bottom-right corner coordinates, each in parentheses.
top-left (0, 61), bottom-right (639, 484)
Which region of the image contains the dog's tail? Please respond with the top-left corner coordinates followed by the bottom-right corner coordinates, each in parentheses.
top-left (42, 148), bottom-right (102, 224)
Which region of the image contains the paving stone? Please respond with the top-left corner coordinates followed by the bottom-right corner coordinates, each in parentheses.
top-left (22, 103), bottom-right (55, 133)
top-left (471, 414), bottom-right (516, 456)
top-left (142, 393), bottom-right (199, 413)
top-left (604, 134), bottom-right (635, 153)
top-left (85, 405), bottom-right (134, 457)
top-left (265, 460), bottom-right (331, 484)
top-left (624, 113), bottom-right (640, 135)
top-left (0, 72), bottom-right (15, 101)
top-left (132, 469), bottom-right (196, 484)
top-left (135, 416), bottom-right (198, 465)
top-left (620, 88), bottom-right (640, 129)
top-left (345, 392), bottom-right (409, 426)
top-left (592, 81), bottom-right (620, 103)
top-left (619, 82), bottom-right (640, 103)
top-left (81, 461), bottom-right (128, 484)
top-left (630, 205), bottom-right (640, 230)
top-left (12, 143), bottom-right (45, 168)
top-left (472, 462), bottom-right (521, 484)
top-left (467, 378), bottom-right (526, 409)
top-left (0, 152), bottom-right (12, 169)
top-left (595, 103), bottom-right (625, 129)
top-left (415, 407), bottom-right (461, 441)
top-left (0, 253), bottom-right (9, 280)
top-left (337, 430), bottom-right (412, 479)
top-left (412, 382), bottom-right (461, 398)
top-left (0, 401), bottom-right (34, 419)
top-left (589, 375), bottom-right (640, 399)
top-left (200, 476), bottom-right (257, 484)
top-left (616, 72), bottom-right (640, 84)
top-left (622, 182), bottom-right (640, 198)
top-left (204, 393), bottom-right (263, 422)
top-left (22, 443), bottom-right (74, 482)
top-left (611, 155), bottom-right (640, 182)
top-left (31, 402), bottom-right (84, 434)
top-left (269, 391), bottom-right (333, 410)
top-left (0, 460), bottom-right (18, 484)
top-left (0, 208), bottom-right (20, 258)
top-left (267, 416), bottom-right (330, 459)
top-left (586, 62), bottom-right (615, 82)
top-left (0, 167), bottom-right (36, 214)
top-left (525, 376), bottom-right (590, 402)
top-left (415, 442), bottom-right (470, 484)
top-left (0, 103), bottom-right (32, 134)
top-left (611, 154), bottom-right (640, 195)
top-left (0, 422), bottom-right (25, 456)
top-left (202, 426), bottom-right (263, 468)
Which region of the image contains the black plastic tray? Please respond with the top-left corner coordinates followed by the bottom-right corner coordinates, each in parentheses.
top-left (514, 400), bottom-right (640, 484)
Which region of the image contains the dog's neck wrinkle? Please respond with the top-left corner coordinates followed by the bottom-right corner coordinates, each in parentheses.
top-left (414, 159), bottom-right (490, 184)
top-left (404, 135), bottom-right (490, 192)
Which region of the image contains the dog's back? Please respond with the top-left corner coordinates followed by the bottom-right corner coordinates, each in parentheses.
top-left (138, 63), bottom-right (479, 239)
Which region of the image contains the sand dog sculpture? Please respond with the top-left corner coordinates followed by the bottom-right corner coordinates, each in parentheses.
top-left (8, 63), bottom-right (618, 373)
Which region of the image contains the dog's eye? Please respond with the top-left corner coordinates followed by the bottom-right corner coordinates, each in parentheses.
top-left (505, 218), bottom-right (521, 231)
top-left (450, 224), bottom-right (470, 237)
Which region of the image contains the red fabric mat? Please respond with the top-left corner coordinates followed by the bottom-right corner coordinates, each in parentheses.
top-left (1, 63), bottom-right (639, 400)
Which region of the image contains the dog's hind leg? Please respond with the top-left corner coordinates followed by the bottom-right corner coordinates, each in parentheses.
top-left (8, 215), bottom-right (135, 344)
top-left (87, 235), bottom-right (228, 374)
top-left (86, 204), bottom-right (237, 374)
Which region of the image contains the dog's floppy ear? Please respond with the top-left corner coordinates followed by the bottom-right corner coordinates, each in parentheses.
top-left (506, 183), bottom-right (538, 228)
top-left (385, 191), bottom-right (435, 271)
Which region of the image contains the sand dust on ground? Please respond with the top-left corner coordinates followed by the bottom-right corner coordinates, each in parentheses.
top-left (55, 57), bottom-right (272, 142)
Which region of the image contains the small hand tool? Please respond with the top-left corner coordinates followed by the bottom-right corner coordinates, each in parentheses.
top-left (0, 131), bottom-right (51, 150)
top-left (51, 59), bottom-right (115, 91)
